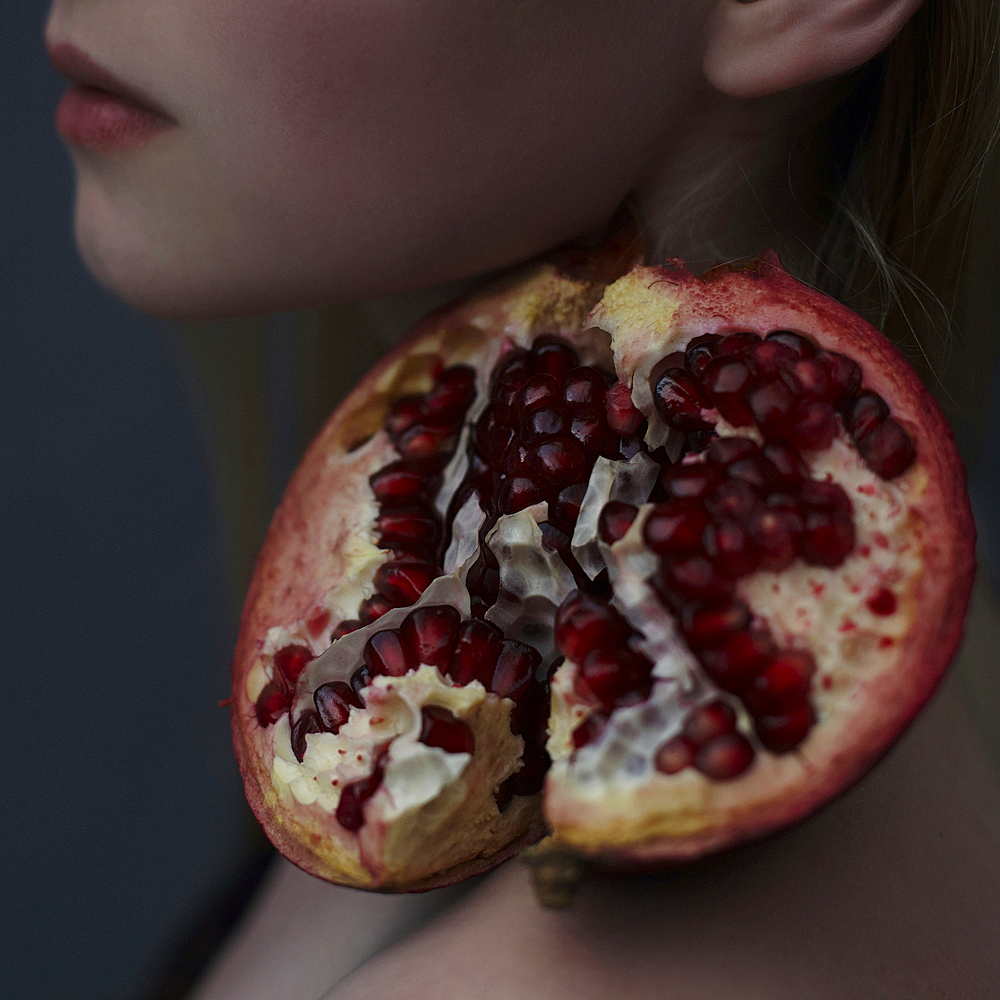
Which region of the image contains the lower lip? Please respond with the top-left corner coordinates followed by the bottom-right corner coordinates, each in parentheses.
top-left (56, 84), bottom-right (175, 151)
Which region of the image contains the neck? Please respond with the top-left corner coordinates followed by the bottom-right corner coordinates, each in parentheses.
top-left (636, 80), bottom-right (835, 276)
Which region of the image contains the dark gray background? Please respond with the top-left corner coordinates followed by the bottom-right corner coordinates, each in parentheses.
top-left (3, 4), bottom-right (271, 998)
top-left (4, 3), bottom-right (999, 999)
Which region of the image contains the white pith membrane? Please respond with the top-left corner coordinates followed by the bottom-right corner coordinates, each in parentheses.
top-left (242, 306), bottom-right (627, 885)
top-left (236, 259), bottom-right (963, 886)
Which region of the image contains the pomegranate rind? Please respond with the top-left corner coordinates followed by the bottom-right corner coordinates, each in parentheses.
top-left (542, 256), bottom-right (976, 863)
top-left (231, 231), bottom-right (642, 890)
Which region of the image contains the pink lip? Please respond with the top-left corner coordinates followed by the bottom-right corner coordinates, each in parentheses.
top-left (47, 41), bottom-right (177, 151)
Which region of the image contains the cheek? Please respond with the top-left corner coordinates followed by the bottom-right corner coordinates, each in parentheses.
top-left (72, 0), bottom-right (704, 316)
top-left (188, 1), bottom-right (656, 258)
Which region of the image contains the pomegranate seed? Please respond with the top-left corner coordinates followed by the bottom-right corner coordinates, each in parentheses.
top-left (526, 439), bottom-right (588, 487)
top-left (563, 366), bottom-right (608, 408)
top-left (336, 756), bottom-right (386, 832)
top-left (701, 357), bottom-right (755, 426)
top-left (598, 501), bottom-right (638, 544)
top-left (255, 681), bottom-right (290, 727)
top-left (273, 644), bottom-right (314, 687)
top-left (491, 640), bottom-right (541, 699)
top-left (705, 480), bottom-right (760, 521)
top-left (706, 436), bottom-right (758, 466)
top-left (786, 398), bottom-right (838, 451)
top-left (519, 406), bottom-right (566, 447)
top-left (643, 500), bottom-right (710, 555)
top-left (754, 701), bottom-right (815, 752)
top-left (448, 619), bottom-right (503, 686)
top-left (816, 350), bottom-right (861, 407)
top-left (330, 618), bottom-right (361, 642)
top-left (654, 555), bottom-right (735, 604)
top-left (419, 706), bottom-right (475, 754)
top-left (477, 409), bottom-right (515, 462)
top-left (700, 627), bottom-right (775, 694)
top-left (845, 391), bottom-right (889, 439)
top-left (749, 339), bottom-right (799, 375)
top-left (395, 423), bottom-right (457, 462)
top-left (653, 368), bottom-right (710, 430)
top-left (369, 462), bottom-right (437, 505)
top-left (683, 334), bottom-right (721, 375)
top-left (577, 646), bottom-right (653, 708)
top-left (791, 357), bottom-right (832, 400)
top-left (866, 586), bottom-right (898, 616)
top-left (532, 335), bottom-right (580, 377)
top-left (703, 519), bottom-right (762, 578)
top-left (373, 559), bottom-right (437, 607)
top-left (800, 480), bottom-right (852, 514)
top-left (683, 699), bottom-right (737, 744)
top-left (491, 348), bottom-right (534, 400)
top-left (696, 732), bottom-right (755, 779)
top-left (363, 628), bottom-right (416, 677)
top-left (654, 734), bottom-right (696, 774)
top-left (350, 665), bottom-right (372, 704)
top-left (605, 381), bottom-right (644, 435)
top-left (509, 678), bottom-right (550, 744)
top-left (502, 443), bottom-right (530, 477)
top-left (717, 331), bottom-right (761, 356)
top-left (680, 599), bottom-right (752, 649)
top-left (358, 594), bottom-right (395, 625)
top-left (571, 710), bottom-right (609, 748)
top-left (744, 651), bottom-right (815, 713)
top-left (748, 378), bottom-right (796, 435)
top-left (856, 418), bottom-right (916, 478)
top-left (801, 507), bottom-right (855, 566)
top-left (466, 551), bottom-right (499, 598)
top-left (555, 591), bottom-right (631, 662)
top-left (762, 441), bottom-right (808, 484)
top-left (499, 475), bottom-right (545, 513)
top-left (421, 366), bottom-right (476, 421)
top-left (314, 681), bottom-right (360, 732)
top-left (376, 504), bottom-right (442, 549)
top-left (384, 396), bottom-right (423, 440)
top-left (515, 373), bottom-right (562, 417)
top-left (765, 330), bottom-right (815, 358)
top-left (291, 709), bottom-right (324, 762)
top-left (550, 482), bottom-right (588, 531)
top-left (660, 461), bottom-right (720, 500)
top-left (748, 507), bottom-right (802, 571)
top-left (727, 453), bottom-right (780, 491)
top-left (511, 743), bottom-right (551, 795)
top-left (399, 605), bottom-right (461, 667)
top-left (569, 407), bottom-right (616, 456)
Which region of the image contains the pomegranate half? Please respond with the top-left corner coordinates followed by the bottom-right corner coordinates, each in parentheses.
top-left (231, 245), bottom-right (974, 893)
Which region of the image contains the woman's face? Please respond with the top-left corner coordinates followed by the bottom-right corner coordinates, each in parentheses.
top-left (46, 1), bottom-right (709, 318)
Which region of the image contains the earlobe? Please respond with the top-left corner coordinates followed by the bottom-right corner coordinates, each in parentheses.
top-left (704, 0), bottom-right (926, 99)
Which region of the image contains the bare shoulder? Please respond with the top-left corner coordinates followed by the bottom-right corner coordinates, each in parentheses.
top-left (328, 677), bottom-right (1000, 1000)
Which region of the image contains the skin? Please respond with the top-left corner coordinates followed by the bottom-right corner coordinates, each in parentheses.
top-left (46, 0), bottom-right (999, 996)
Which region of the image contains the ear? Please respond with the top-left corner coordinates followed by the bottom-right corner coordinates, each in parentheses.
top-left (704, 0), bottom-right (926, 99)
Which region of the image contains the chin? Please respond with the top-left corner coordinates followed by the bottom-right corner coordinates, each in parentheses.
top-left (75, 211), bottom-right (298, 321)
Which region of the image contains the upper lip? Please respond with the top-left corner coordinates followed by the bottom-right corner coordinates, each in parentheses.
top-left (46, 39), bottom-right (176, 121)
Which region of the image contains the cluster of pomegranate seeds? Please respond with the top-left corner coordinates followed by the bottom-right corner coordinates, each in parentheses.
top-left (556, 592), bottom-right (653, 721)
top-left (458, 335), bottom-right (649, 615)
top-left (654, 329), bottom-right (915, 479)
top-left (254, 643), bottom-right (314, 728)
top-left (654, 700), bottom-right (755, 780)
top-left (258, 322), bottom-right (918, 816)
top-left (340, 364), bottom-right (477, 636)
top-left (354, 601), bottom-right (552, 814)
top-left (550, 330), bottom-right (914, 773)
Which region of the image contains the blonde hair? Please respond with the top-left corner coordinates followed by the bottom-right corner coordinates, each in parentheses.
top-left (808, 0), bottom-right (1000, 425)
